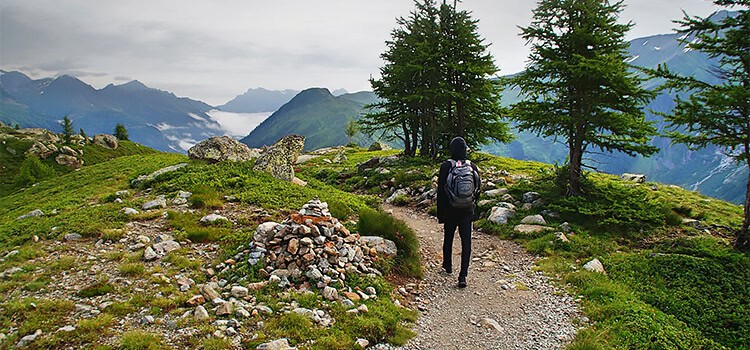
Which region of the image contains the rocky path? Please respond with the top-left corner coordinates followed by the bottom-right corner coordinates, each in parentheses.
top-left (385, 205), bottom-right (581, 350)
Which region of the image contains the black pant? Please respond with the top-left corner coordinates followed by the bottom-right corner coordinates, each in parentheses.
top-left (443, 215), bottom-right (472, 279)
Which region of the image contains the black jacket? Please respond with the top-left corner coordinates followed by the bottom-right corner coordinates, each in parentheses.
top-left (437, 137), bottom-right (480, 224)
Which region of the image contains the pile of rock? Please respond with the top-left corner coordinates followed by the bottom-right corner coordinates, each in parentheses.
top-left (237, 200), bottom-right (396, 289)
top-left (231, 199), bottom-right (396, 292)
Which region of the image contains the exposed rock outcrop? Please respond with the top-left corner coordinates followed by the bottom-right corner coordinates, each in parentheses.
top-left (253, 135), bottom-right (305, 181)
top-left (188, 136), bottom-right (260, 163)
top-left (93, 134), bottom-right (119, 149)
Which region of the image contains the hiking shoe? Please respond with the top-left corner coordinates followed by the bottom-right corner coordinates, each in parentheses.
top-left (458, 277), bottom-right (467, 288)
top-left (442, 263), bottom-right (452, 274)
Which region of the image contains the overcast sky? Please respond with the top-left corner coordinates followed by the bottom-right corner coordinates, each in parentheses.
top-left (0, 1), bottom-right (725, 106)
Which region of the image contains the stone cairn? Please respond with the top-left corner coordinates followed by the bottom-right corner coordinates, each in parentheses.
top-left (240, 199), bottom-right (396, 292)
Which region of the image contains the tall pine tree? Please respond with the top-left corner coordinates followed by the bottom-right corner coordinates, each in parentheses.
top-left (509, 0), bottom-right (657, 195)
top-left (364, 0), bottom-right (509, 157)
top-left (61, 116), bottom-right (74, 144)
top-left (654, 1), bottom-right (750, 250)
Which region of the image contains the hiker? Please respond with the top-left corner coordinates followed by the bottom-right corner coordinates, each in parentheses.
top-left (437, 136), bottom-right (480, 288)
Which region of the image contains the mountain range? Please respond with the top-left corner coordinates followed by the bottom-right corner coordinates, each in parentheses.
top-left (0, 10), bottom-right (744, 203)
top-left (240, 88), bottom-right (379, 151)
top-left (0, 71), bottom-right (223, 152)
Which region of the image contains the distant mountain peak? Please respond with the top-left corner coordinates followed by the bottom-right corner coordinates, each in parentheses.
top-left (120, 80), bottom-right (149, 90)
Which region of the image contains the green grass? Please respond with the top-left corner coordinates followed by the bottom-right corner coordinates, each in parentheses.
top-left (358, 207), bottom-right (422, 278)
top-left (475, 159), bottom-right (746, 349)
top-left (77, 279), bottom-right (116, 298)
top-left (0, 298), bottom-right (75, 344)
top-left (0, 152), bottom-right (187, 246)
top-left (119, 330), bottom-right (169, 350)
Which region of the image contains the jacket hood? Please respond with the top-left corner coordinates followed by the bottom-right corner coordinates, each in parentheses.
top-left (449, 137), bottom-right (467, 160)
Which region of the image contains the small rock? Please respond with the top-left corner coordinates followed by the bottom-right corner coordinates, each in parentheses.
top-left (194, 305), bottom-right (210, 320)
top-left (231, 286), bottom-right (249, 298)
top-left (522, 192), bottom-right (541, 203)
top-left (356, 304), bottom-right (369, 313)
top-left (484, 188), bottom-right (508, 197)
top-left (57, 325), bottom-right (76, 332)
top-left (186, 295), bottom-right (206, 306)
top-left (555, 232), bottom-right (570, 243)
top-left (201, 284), bottom-right (222, 300)
top-left (488, 205), bottom-right (516, 224)
top-left (355, 338), bottom-right (370, 348)
top-left (142, 196), bottom-right (167, 210)
top-left (17, 209), bottom-right (44, 220)
top-left (216, 302), bottom-right (234, 316)
top-left (513, 224), bottom-right (554, 234)
top-left (583, 258), bottom-right (606, 274)
top-left (479, 318), bottom-right (503, 332)
top-left (16, 329), bottom-right (42, 348)
top-left (200, 214), bottom-right (229, 224)
top-left (63, 233), bottom-right (83, 242)
top-left (120, 207), bottom-right (139, 215)
top-left (142, 246), bottom-right (158, 261)
top-left (140, 315), bottom-right (155, 325)
top-left (256, 338), bottom-right (292, 350)
top-left (322, 286), bottom-right (338, 301)
top-left (520, 215), bottom-right (546, 225)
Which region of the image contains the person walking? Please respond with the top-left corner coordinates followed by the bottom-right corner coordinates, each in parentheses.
top-left (437, 137), bottom-right (480, 288)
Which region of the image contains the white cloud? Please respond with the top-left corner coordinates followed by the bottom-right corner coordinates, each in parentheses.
top-left (207, 110), bottom-right (271, 138)
top-left (0, 0), bottom-right (726, 105)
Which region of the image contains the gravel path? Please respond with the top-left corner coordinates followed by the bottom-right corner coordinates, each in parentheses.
top-left (384, 205), bottom-right (581, 350)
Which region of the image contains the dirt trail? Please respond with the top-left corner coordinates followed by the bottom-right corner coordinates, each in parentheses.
top-left (384, 204), bottom-right (580, 350)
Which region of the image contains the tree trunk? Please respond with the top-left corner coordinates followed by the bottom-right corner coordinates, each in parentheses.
top-left (411, 122), bottom-right (419, 157)
top-left (568, 138), bottom-right (584, 196)
top-left (401, 120), bottom-right (411, 157)
top-left (735, 163), bottom-right (750, 251)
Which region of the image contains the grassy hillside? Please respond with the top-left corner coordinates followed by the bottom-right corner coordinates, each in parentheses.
top-left (0, 146), bottom-right (420, 349)
top-left (0, 125), bottom-right (157, 198)
top-left (0, 140), bottom-right (746, 349)
top-left (298, 147), bottom-right (748, 350)
top-left (240, 88), bottom-right (378, 151)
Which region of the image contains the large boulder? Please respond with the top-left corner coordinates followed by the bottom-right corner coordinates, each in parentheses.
top-left (25, 142), bottom-right (57, 159)
top-left (130, 163), bottom-right (188, 188)
top-left (93, 134), bottom-right (119, 149)
top-left (621, 173), bottom-right (646, 183)
top-left (188, 136), bottom-right (260, 163)
top-left (253, 135), bottom-right (305, 181)
top-left (488, 203), bottom-right (516, 224)
top-left (55, 154), bottom-right (83, 168)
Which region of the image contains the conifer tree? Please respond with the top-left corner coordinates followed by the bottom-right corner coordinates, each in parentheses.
top-left (345, 118), bottom-right (359, 145)
top-left (364, 0), bottom-right (509, 157)
top-left (114, 123), bottom-right (129, 141)
top-left (509, 0), bottom-right (657, 195)
top-left (653, 1), bottom-right (750, 250)
top-left (61, 116), bottom-right (74, 144)
top-left (79, 128), bottom-right (88, 143)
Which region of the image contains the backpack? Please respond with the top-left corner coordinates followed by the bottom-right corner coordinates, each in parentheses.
top-left (445, 159), bottom-right (479, 209)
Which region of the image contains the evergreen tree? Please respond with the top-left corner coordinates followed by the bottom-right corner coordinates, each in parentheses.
top-left (653, 2), bottom-right (750, 250)
top-left (345, 118), bottom-right (359, 145)
top-left (14, 124), bottom-right (20, 130)
top-left (79, 128), bottom-right (88, 143)
top-left (61, 116), bottom-right (74, 144)
top-left (114, 123), bottom-right (129, 141)
top-left (364, 0), bottom-right (510, 157)
top-left (509, 0), bottom-right (657, 195)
